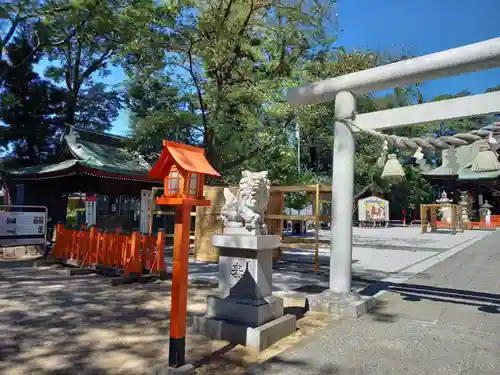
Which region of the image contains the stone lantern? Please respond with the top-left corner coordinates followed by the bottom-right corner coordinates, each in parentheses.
top-left (457, 191), bottom-right (470, 230)
top-left (480, 200), bottom-right (494, 226)
top-left (436, 190), bottom-right (453, 224)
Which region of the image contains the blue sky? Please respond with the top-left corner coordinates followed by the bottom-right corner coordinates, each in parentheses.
top-left (37, 0), bottom-right (500, 136)
top-left (335, 0), bottom-right (500, 98)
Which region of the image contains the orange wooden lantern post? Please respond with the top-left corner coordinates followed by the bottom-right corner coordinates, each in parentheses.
top-left (148, 141), bottom-right (220, 369)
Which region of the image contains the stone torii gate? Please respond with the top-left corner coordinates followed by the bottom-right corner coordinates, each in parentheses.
top-left (286, 38), bottom-right (500, 316)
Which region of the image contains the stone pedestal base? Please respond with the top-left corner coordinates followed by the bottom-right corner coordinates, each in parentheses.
top-left (151, 364), bottom-right (195, 375)
top-left (33, 256), bottom-right (61, 267)
top-left (461, 219), bottom-right (470, 231)
top-left (193, 314), bottom-right (296, 352)
top-left (194, 233), bottom-right (297, 351)
top-left (307, 291), bottom-right (376, 318)
top-left (207, 294), bottom-right (284, 327)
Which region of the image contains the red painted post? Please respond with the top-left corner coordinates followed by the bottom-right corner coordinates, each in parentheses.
top-left (102, 231), bottom-right (110, 267)
top-left (141, 234), bottom-right (148, 271)
top-left (67, 228), bottom-right (76, 260)
top-left (118, 234), bottom-right (126, 269)
top-left (86, 227), bottom-right (96, 266)
top-left (150, 230), bottom-right (166, 275)
top-left (125, 232), bottom-right (142, 276)
top-left (52, 223), bottom-right (65, 258)
top-left (74, 230), bottom-right (81, 262)
top-left (107, 231), bottom-right (114, 267)
top-left (94, 230), bottom-right (101, 265)
top-left (146, 139), bottom-right (219, 370)
top-left (168, 208), bottom-right (191, 368)
top-left (156, 231), bottom-right (166, 275)
top-left (121, 235), bottom-right (129, 270)
top-left (80, 230), bottom-right (89, 264)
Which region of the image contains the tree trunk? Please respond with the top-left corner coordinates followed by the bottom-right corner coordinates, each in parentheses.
top-left (204, 127), bottom-right (217, 170)
top-left (27, 141), bottom-right (40, 166)
top-left (65, 94), bottom-right (78, 125)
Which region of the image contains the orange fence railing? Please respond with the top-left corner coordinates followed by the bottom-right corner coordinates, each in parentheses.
top-left (468, 221), bottom-right (498, 230)
top-left (435, 220), bottom-right (499, 230)
top-left (51, 224), bottom-right (166, 276)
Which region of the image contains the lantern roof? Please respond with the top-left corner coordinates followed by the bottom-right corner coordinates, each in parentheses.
top-left (148, 141), bottom-right (220, 180)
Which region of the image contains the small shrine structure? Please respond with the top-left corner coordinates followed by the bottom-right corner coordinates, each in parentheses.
top-left (2, 126), bottom-right (160, 230)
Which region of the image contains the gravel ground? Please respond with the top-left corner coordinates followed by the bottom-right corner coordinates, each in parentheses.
top-left (0, 257), bottom-right (331, 375)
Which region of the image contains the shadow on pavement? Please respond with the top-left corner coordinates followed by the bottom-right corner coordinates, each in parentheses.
top-left (0, 257), bottom-right (41, 270)
top-left (364, 299), bottom-right (399, 323)
top-left (360, 280), bottom-right (500, 314)
top-left (245, 357), bottom-right (340, 375)
top-left (0, 264), bottom-right (215, 375)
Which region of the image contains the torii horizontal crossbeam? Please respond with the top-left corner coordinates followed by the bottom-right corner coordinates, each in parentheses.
top-left (354, 91), bottom-right (500, 131)
top-left (286, 38), bottom-right (500, 105)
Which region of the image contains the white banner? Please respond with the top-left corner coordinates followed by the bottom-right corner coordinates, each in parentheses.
top-left (140, 190), bottom-right (153, 234)
top-left (0, 211), bottom-right (47, 237)
top-left (85, 195), bottom-right (97, 226)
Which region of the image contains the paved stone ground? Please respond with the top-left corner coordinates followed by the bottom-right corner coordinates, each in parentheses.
top-left (247, 231), bottom-right (500, 375)
top-left (188, 228), bottom-right (490, 294)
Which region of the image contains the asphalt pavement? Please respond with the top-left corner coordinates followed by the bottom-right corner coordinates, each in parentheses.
top-left (248, 231), bottom-right (500, 375)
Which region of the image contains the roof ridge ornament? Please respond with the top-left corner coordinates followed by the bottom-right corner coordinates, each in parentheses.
top-left (443, 147), bottom-right (460, 175)
top-left (85, 156), bottom-right (104, 166)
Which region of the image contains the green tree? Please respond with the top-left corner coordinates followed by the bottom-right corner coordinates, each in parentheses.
top-left (42, 0), bottom-right (162, 130)
top-left (0, 34), bottom-right (66, 166)
top-left (0, 1), bottom-right (72, 83)
top-left (126, 0), bottom-right (338, 184)
top-left (1, 1), bottom-right (43, 69)
top-left (294, 51), bottom-right (382, 180)
top-left (125, 74), bottom-right (200, 161)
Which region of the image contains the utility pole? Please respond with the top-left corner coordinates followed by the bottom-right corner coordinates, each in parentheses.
top-left (371, 172), bottom-right (374, 196)
top-left (296, 121), bottom-right (301, 175)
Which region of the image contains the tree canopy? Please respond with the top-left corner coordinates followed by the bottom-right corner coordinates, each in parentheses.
top-left (1, 0), bottom-right (498, 213)
top-left (0, 33), bottom-right (65, 166)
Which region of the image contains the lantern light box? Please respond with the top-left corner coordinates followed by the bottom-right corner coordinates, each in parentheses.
top-left (148, 141), bottom-right (220, 206)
